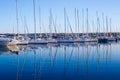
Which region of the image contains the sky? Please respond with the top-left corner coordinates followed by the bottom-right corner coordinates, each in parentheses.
top-left (0, 0), bottom-right (120, 33)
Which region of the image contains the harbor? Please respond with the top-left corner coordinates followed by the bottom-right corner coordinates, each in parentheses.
top-left (1, 0), bottom-right (120, 80)
top-left (0, 32), bottom-right (120, 46)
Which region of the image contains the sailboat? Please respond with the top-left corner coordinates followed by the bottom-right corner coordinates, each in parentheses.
top-left (0, 0), bottom-right (20, 46)
top-left (0, 45), bottom-right (19, 55)
top-left (17, 17), bottom-right (29, 45)
top-left (16, 35), bottom-right (29, 45)
top-left (47, 9), bottom-right (57, 43)
top-left (0, 35), bottom-right (19, 46)
top-left (86, 9), bottom-right (97, 42)
top-left (58, 8), bottom-right (74, 43)
top-left (14, 0), bottom-right (28, 45)
top-left (74, 8), bottom-right (86, 43)
top-left (107, 18), bottom-right (116, 41)
top-left (0, 29), bottom-right (20, 46)
top-left (29, 0), bottom-right (48, 44)
top-left (98, 14), bottom-right (108, 43)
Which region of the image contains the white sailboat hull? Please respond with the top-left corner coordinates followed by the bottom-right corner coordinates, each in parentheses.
top-left (17, 40), bottom-right (28, 45)
top-left (48, 39), bottom-right (57, 43)
top-left (85, 38), bottom-right (98, 42)
top-left (29, 39), bottom-right (48, 44)
top-left (58, 39), bottom-right (74, 43)
top-left (0, 39), bottom-right (9, 46)
top-left (74, 38), bottom-right (85, 43)
top-left (108, 37), bottom-right (116, 41)
top-left (74, 38), bottom-right (98, 43)
top-left (0, 38), bottom-right (18, 46)
top-left (8, 39), bottom-right (19, 46)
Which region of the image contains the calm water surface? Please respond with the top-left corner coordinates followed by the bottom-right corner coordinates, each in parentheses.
top-left (0, 42), bottom-right (120, 80)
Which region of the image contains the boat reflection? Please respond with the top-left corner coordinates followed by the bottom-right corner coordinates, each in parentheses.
top-left (0, 42), bottom-right (117, 80)
top-left (0, 45), bottom-right (19, 55)
top-left (26, 43), bottom-right (112, 80)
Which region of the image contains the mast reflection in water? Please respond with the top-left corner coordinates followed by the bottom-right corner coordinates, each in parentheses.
top-left (0, 42), bottom-right (120, 80)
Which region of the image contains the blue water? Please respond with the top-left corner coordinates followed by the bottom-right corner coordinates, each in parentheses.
top-left (0, 43), bottom-right (120, 80)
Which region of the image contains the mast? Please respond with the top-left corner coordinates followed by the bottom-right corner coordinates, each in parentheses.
top-left (75, 8), bottom-right (77, 34)
top-left (67, 15), bottom-right (73, 34)
top-left (98, 16), bottom-right (100, 35)
top-left (77, 9), bottom-right (80, 34)
top-left (82, 9), bottom-right (84, 37)
top-left (13, 26), bottom-right (14, 34)
top-left (64, 8), bottom-right (66, 34)
top-left (109, 18), bottom-right (112, 36)
top-left (50, 9), bottom-right (57, 34)
top-left (98, 12), bottom-right (100, 36)
top-left (24, 17), bottom-right (26, 37)
top-left (106, 16), bottom-right (108, 37)
top-left (92, 20), bottom-right (95, 34)
top-left (15, 0), bottom-right (19, 34)
top-left (24, 17), bottom-right (29, 35)
top-left (53, 16), bottom-right (57, 34)
top-left (33, 0), bottom-right (37, 40)
top-left (39, 7), bottom-right (41, 34)
top-left (49, 8), bottom-right (52, 36)
top-left (102, 13), bottom-right (105, 34)
top-left (64, 8), bottom-right (66, 38)
top-left (96, 11), bottom-right (98, 37)
top-left (86, 8), bottom-right (89, 36)
top-left (77, 9), bottom-right (80, 38)
top-left (13, 26), bottom-right (15, 39)
top-left (24, 17), bottom-right (28, 40)
top-left (65, 10), bottom-right (73, 34)
top-left (96, 11), bottom-right (100, 37)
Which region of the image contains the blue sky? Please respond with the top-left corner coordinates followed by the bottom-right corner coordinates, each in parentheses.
top-left (0, 0), bottom-right (120, 33)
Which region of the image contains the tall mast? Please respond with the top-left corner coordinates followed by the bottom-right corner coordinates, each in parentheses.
top-left (82, 9), bottom-right (84, 35)
top-left (50, 9), bottom-right (57, 33)
top-left (96, 11), bottom-right (98, 34)
top-left (98, 13), bottom-right (100, 34)
top-left (53, 16), bottom-right (57, 33)
top-left (99, 17), bottom-right (100, 35)
top-left (92, 20), bottom-right (95, 33)
top-left (13, 26), bottom-right (16, 39)
top-left (24, 17), bottom-right (26, 35)
top-left (106, 16), bottom-right (108, 37)
top-left (49, 8), bottom-right (52, 38)
top-left (24, 17), bottom-right (29, 34)
top-left (16, 0), bottom-right (19, 34)
top-left (86, 8), bottom-right (89, 35)
top-left (75, 8), bottom-right (77, 33)
top-left (13, 26), bottom-right (14, 35)
top-left (96, 11), bottom-right (100, 37)
top-left (102, 13), bottom-right (105, 33)
top-left (33, 0), bottom-right (37, 40)
top-left (77, 9), bottom-right (80, 37)
top-left (64, 8), bottom-right (66, 34)
top-left (24, 17), bottom-right (28, 39)
top-left (67, 15), bottom-right (73, 34)
top-left (109, 18), bottom-right (111, 34)
top-left (39, 7), bottom-right (41, 33)
top-left (49, 8), bottom-right (51, 33)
